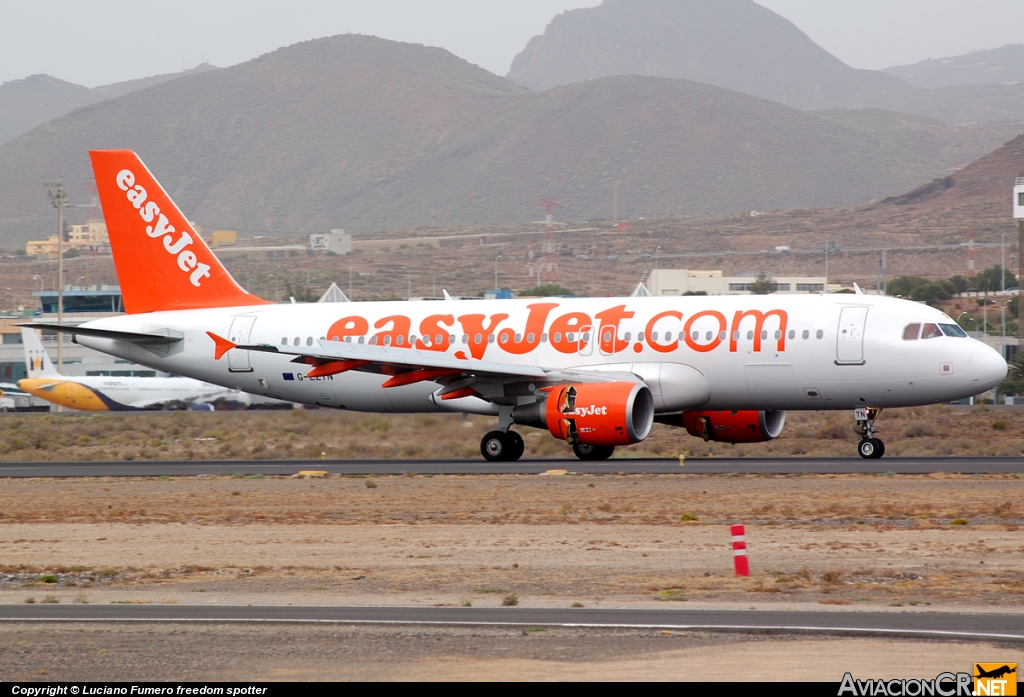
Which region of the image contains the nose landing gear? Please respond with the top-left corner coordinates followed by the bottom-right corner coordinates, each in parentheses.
top-left (854, 407), bottom-right (885, 459)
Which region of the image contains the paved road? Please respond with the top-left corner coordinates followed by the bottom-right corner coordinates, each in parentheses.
top-left (0, 605), bottom-right (1020, 640)
top-left (0, 457), bottom-right (1023, 477)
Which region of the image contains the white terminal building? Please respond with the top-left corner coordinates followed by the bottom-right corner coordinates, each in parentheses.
top-left (647, 269), bottom-right (842, 296)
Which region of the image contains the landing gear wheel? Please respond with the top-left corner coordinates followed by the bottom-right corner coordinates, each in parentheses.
top-left (480, 430), bottom-right (525, 462)
top-left (858, 438), bottom-right (885, 459)
top-left (481, 431), bottom-right (510, 462)
top-left (506, 431), bottom-right (525, 461)
top-left (572, 442), bottom-right (615, 461)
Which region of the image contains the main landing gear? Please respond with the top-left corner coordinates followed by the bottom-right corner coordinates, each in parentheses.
top-left (480, 430), bottom-right (525, 462)
top-left (854, 407), bottom-right (885, 459)
top-left (572, 442), bottom-right (615, 461)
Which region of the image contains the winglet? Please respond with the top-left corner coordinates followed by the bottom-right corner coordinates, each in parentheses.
top-left (853, 282), bottom-right (864, 295)
top-left (443, 289), bottom-right (453, 301)
top-left (207, 332), bottom-right (236, 360)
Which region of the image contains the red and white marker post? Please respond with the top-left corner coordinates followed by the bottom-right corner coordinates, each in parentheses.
top-left (730, 524), bottom-right (750, 576)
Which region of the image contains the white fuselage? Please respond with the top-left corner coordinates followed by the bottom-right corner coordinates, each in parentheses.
top-left (74, 294), bottom-right (1006, 415)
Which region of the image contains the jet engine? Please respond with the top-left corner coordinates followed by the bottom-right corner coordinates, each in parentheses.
top-left (659, 410), bottom-right (787, 443)
top-left (513, 381), bottom-right (654, 446)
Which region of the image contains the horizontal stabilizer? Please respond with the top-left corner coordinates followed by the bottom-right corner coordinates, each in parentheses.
top-left (18, 324), bottom-right (184, 346)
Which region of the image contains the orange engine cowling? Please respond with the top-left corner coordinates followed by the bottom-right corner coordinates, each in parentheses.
top-left (513, 382), bottom-right (654, 446)
top-left (675, 410), bottom-right (787, 443)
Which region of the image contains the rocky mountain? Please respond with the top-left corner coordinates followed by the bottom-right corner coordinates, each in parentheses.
top-left (0, 64), bottom-right (218, 145)
top-left (884, 44), bottom-right (1024, 89)
top-left (506, 0), bottom-right (1024, 124)
top-left (507, 0), bottom-right (912, 110)
top-left (0, 35), bottom-right (1012, 247)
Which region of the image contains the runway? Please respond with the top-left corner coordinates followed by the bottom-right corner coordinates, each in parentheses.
top-left (0, 456), bottom-right (1022, 477)
top-left (0, 605), bottom-right (1021, 641)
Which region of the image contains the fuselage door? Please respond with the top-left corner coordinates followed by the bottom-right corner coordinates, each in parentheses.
top-left (228, 315), bottom-right (257, 373)
top-left (836, 306), bottom-right (869, 365)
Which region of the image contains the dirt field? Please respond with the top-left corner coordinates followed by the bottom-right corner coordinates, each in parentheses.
top-left (0, 473), bottom-right (1021, 681)
top-left (4, 404), bottom-right (1024, 462)
top-left (0, 474), bottom-right (1020, 608)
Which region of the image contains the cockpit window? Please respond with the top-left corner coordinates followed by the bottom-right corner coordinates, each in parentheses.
top-left (921, 323), bottom-right (943, 339)
top-left (902, 323), bottom-right (921, 340)
top-left (939, 323), bottom-right (967, 338)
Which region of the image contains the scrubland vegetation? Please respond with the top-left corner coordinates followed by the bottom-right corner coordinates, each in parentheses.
top-left (1, 404), bottom-right (1023, 461)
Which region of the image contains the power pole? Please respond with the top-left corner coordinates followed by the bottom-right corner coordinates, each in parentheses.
top-left (1019, 218), bottom-right (1024, 344)
top-left (613, 181), bottom-right (619, 223)
top-left (43, 180), bottom-right (66, 390)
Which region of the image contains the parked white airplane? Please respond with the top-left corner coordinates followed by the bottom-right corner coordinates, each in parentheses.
top-left (23, 150), bottom-right (1007, 458)
top-left (14, 327), bottom-right (252, 411)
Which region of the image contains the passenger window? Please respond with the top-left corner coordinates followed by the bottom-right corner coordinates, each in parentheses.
top-left (306, 337), bottom-right (313, 346)
top-left (528, 333), bottom-right (536, 343)
top-left (281, 337), bottom-right (287, 345)
top-left (902, 324), bottom-right (921, 341)
top-left (816, 330), bottom-right (824, 339)
top-left (788, 330), bottom-right (795, 340)
top-left (802, 330), bottom-right (809, 339)
top-left (293, 337), bottom-right (300, 346)
top-left (921, 324), bottom-right (942, 339)
top-left (746, 331), bottom-right (753, 340)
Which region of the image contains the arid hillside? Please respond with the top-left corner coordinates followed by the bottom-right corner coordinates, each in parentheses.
top-left (0, 65), bottom-right (218, 145)
top-left (0, 34), bottom-right (1005, 247)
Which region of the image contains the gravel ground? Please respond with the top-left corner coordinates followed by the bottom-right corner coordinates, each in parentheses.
top-left (2, 623), bottom-right (1021, 682)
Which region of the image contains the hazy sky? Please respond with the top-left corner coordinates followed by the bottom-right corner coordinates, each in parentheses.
top-left (1, 0), bottom-right (1021, 88)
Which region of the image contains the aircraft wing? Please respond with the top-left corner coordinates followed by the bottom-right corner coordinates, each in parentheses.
top-left (235, 337), bottom-right (548, 380)
top-left (213, 333), bottom-right (639, 403)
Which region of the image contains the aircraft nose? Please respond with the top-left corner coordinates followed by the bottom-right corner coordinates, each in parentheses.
top-left (971, 347), bottom-right (1007, 392)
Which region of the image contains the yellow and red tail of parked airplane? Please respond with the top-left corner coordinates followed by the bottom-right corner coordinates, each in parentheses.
top-left (90, 150), bottom-right (271, 314)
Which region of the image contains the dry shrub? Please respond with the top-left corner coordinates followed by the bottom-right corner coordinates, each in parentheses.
top-left (815, 419), bottom-right (848, 440)
top-left (821, 570), bottom-right (844, 584)
top-left (903, 421), bottom-right (937, 439)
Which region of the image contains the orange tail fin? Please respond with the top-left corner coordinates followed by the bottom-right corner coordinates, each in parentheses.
top-left (90, 150), bottom-right (271, 314)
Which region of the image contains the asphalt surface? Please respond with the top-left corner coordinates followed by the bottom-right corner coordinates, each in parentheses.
top-left (0, 457), bottom-right (1023, 477)
top-left (0, 605), bottom-right (1020, 641)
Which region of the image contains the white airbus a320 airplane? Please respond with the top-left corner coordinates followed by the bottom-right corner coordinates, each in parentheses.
top-left (25, 151), bottom-right (1007, 460)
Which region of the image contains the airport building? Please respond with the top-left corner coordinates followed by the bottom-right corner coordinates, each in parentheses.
top-left (647, 269), bottom-right (842, 296)
top-left (0, 286), bottom-right (157, 409)
top-left (25, 220), bottom-right (109, 258)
